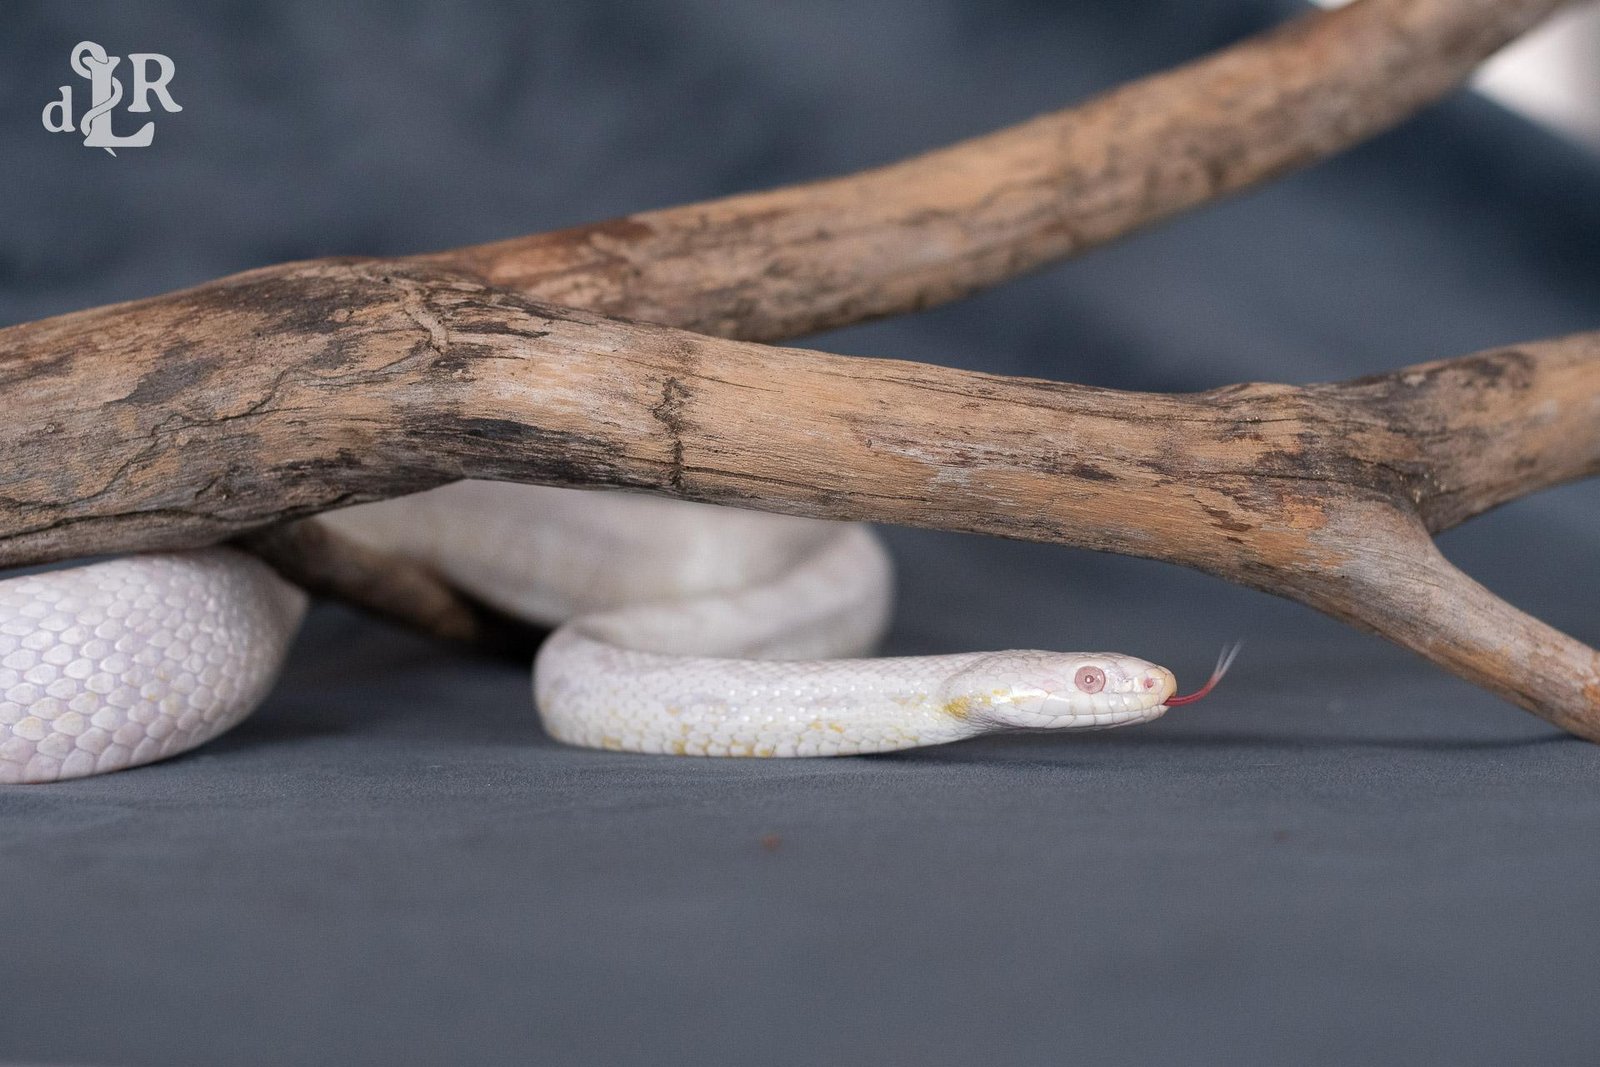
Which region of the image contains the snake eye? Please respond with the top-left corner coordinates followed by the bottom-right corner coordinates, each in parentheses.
top-left (1074, 666), bottom-right (1106, 694)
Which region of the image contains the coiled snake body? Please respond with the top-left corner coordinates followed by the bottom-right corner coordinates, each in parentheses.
top-left (0, 484), bottom-right (1193, 783)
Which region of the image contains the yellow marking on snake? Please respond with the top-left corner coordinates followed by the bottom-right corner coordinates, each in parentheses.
top-left (943, 695), bottom-right (975, 720)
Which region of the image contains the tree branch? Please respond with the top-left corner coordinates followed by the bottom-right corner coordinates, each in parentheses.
top-left (1, 0), bottom-right (1589, 730)
top-left (260, 0), bottom-right (1575, 647)
top-left (237, 519), bottom-right (546, 658)
top-left (2, 260), bottom-right (1597, 736)
top-left (417, 0), bottom-right (1573, 341)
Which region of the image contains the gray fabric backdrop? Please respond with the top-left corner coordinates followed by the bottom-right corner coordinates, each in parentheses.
top-left (3, 2), bottom-right (1600, 1064)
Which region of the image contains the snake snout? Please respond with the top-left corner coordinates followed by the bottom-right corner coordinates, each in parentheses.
top-left (1142, 666), bottom-right (1177, 703)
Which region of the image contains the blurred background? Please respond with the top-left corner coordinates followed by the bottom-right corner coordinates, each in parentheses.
top-left (2, 3), bottom-right (1599, 1065)
top-left (1475, 6), bottom-right (1600, 143)
top-left (1329, 0), bottom-right (1600, 147)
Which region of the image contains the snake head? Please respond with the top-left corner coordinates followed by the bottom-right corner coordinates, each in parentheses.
top-left (938, 651), bottom-right (1176, 731)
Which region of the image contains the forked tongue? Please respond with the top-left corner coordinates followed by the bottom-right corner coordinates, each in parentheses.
top-left (1165, 643), bottom-right (1242, 707)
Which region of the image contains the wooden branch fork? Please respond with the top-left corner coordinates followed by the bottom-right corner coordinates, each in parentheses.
top-left (5, 0), bottom-right (1598, 738)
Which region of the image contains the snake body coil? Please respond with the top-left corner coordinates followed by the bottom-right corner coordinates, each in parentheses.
top-left (0, 485), bottom-right (1179, 782)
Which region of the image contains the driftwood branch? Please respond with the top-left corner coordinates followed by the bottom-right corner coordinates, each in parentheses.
top-left (264, 0), bottom-right (1577, 643)
top-left (238, 520), bottom-right (546, 658)
top-left (2, 0), bottom-right (1595, 737)
top-left (2, 259), bottom-right (1598, 736)
top-left (417, 0), bottom-right (1571, 342)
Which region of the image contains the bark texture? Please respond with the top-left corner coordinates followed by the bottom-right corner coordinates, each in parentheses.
top-left (2, 260), bottom-right (1598, 736)
top-left (420, 0), bottom-right (1569, 342)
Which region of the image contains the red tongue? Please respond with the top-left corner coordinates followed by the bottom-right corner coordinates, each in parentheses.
top-left (1165, 643), bottom-right (1242, 707)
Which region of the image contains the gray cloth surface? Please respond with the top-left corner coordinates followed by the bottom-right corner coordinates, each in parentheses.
top-left (4, 1), bottom-right (1600, 1064)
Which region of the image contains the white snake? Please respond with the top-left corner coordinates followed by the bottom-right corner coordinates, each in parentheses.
top-left (0, 484), bottom-right (1226, 783)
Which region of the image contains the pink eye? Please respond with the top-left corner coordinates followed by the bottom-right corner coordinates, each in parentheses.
top-left (1074, 666), bottom-right (1106, 694)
